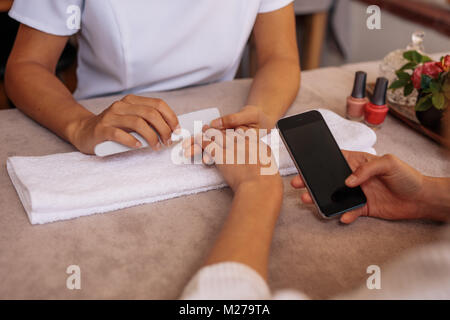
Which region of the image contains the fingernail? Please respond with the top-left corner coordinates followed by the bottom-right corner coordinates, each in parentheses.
top-left (167, 139), bottom-right (173, 146)
top-left (135, 141), bottom-right (142, 148)
top-left (346, 175), bottom-right (357, 185)
top-left (155, 142), bottom-right (161, 151)
top-left (210, 118), bottom-right (222, 128)
top-left (174, 125), bottom-right (182, 134)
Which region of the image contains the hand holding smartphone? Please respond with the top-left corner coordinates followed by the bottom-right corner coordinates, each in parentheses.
top-left (277, 110), bottom-right (367, 218)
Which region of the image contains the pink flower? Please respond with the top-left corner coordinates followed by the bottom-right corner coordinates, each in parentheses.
top-left (412, 62), bottom-right (444, 89)
top-left (440, 55), bottom-right (450, 72)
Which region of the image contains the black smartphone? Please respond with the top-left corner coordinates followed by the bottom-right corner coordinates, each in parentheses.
top-left (277, 110), bottom-right (367, 218)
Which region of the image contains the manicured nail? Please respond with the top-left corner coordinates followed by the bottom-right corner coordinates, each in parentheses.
top-left (174, 125), bottom-right (182, 134)
top-left (135, 141), bottom-right (142, 148)
top-left (210, 118), bottom-right (223, 128)
top-left (155, 142), bottom-right (161, 150)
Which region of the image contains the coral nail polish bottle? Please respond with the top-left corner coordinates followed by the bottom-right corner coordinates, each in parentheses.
top-left (365, 77), bottom-right (389, 128)
top-left (346, 71), bottom-right (368, 121)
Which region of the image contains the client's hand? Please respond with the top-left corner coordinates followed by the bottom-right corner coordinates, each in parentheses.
top-left (183, 125), bottom-right (282, 193)
top-left (70, 94), bottom-right (179, 154)
top-left (291, 151), bottom-right (438, 224)
top-left (209, 105), bottom-right (273, 132)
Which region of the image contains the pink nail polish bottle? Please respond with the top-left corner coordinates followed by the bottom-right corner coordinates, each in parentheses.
top-left (346, 71), bottom-right (368, 121)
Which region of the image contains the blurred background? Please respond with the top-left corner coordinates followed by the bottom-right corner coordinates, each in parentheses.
top-left (0, 0), bottom-right (449, 109)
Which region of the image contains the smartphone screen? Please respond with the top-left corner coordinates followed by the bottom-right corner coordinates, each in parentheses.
top-left (277, 110), bottom-right (366, 218)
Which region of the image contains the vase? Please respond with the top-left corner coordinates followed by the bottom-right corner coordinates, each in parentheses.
top-left (415, 90), bottom-right (443, 134)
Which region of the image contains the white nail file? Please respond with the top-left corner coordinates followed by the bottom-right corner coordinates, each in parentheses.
top-left (94, 107), bottom-right (221, 157)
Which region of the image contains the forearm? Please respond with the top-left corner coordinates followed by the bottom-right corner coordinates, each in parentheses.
top-left (419, 177), bottom-right (450, 221)
top-left (205, 179), bottom-right (283, 280)
top-left (247, 57), bottom-right (300, 128)
top-left (5, 61), bottom-right (92, 144)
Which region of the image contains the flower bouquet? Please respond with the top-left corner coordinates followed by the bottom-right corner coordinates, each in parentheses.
top-left (389, 51), bottom-right (449, 134)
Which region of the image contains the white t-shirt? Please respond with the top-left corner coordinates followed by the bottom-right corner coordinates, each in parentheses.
top-left (9, 0), bottom-right (293, 100)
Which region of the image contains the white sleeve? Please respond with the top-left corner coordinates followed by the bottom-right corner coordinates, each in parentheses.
top-left (180, 262), bottom-right (309, 300)
top-left (259, 0), bottom-right (294, 13)
top-left (9, 0), bottom-right (84, 36)
top-left (181, 262), bottom-right (272, 300)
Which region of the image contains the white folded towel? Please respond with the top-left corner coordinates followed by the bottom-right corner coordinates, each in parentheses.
top-left (7, 108), bottom-right (376, 224)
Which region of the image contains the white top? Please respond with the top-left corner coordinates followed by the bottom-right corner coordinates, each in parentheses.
top-left (181, 225), bottom-right (450, 299)
top-left (9, 0), bottom-right (293, 100)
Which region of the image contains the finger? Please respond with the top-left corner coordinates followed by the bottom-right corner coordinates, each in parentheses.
top-left (345, 154), bottom-right (396, 187)
top-left (184, 144), bottom-right (202, 158)
top-left (290, 175), bottom-right (305, 188)
top-left (340, 209), bottom-right (364, 224)
top-left (182, 137), bottom-right (195, 149)
top-left (202, 153), bottom-right (215, 166)
top-left (203, 127), bottom-right (226, 148)
top-left (210, 108), bottom-right (258, 129)
top-left (122, 105), bottom-right (173, 145)
top-left (107, 114), bottom-right (161, 150)
top-left (121, 95), bottom-right (179, 131)
top-left (300, 192), bottom-right (313, 204)
top-left (102, 127), bottom-right (142, 149)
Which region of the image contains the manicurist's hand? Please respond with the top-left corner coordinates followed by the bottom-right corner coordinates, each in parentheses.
top-left (291, 151), bottom-right (450, 224)
top-left (69, 94), bottom-right (179, 154)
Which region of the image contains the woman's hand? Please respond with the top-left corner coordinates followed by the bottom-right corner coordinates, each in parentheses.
top-left (210, 105), bottom-right (274, 131)
top-left (183, 125), bottom-right (282, 193)
top-left (183, 126), bottom-right (283, 279)
top-left (291, 151), bottom-right (445, 224)
top-left (70, 94), bottom-right (179, 154)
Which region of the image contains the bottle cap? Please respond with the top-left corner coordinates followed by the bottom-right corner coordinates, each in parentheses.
top-left (371, 77), bottom-right (389, 106)
top-left (351, 71), bottom-right (367, 99)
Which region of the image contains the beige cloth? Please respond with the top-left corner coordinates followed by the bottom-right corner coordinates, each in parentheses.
top-left (0, 60), bottom-right (449, 299)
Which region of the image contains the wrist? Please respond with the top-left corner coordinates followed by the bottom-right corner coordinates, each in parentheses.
top-left (235, 176), bottom-right (283, 213)
top-left (417, 176), bottom-right (450, 221)
top-left (65, 112), bottom-right (93, 149)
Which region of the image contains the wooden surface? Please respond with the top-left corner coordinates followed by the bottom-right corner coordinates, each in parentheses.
top-left (303, 11), bottom-right (328, 70)
top-left (367, 83), bottom-right (450, 148)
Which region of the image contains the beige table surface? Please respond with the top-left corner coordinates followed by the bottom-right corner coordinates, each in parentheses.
top-left (1, 60), bottom-right (449, 299)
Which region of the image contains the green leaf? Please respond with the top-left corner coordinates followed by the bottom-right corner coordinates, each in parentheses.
top-left (421, 55), bottom-right (433, 63)
top-left (400, 62), bottom-right (417, 71)
top-left (403, 50), bottom-right (422, 63)
top-left (420, 74), bottom-right (432, 89)
top-left (389, 79), bottom-right (406, 90)
top-left (396, 71), bottom-right (411, 81)
top-left (415, 94), bottom-right (433, 111)
top-left (429, 81), bottom-right (441, 94)
top-left (432, 92), bottom-right (445, 110)
top-left (404, 82), bottom-right (414, 96)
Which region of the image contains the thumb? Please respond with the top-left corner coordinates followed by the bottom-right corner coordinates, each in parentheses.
top-left (340, 207), bottom-right (366, 224)
top-left (210, 108), bottom-right (258, 129)
top-left (345, 155), bottom-right (394, 187)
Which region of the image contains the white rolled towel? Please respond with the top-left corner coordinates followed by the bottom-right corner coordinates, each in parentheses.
top-left (6, 108), bottom-right (376, 224)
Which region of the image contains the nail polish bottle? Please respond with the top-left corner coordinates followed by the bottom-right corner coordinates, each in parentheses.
top-left (346, 71), bottom-right (368, 121)
top-left (364, 77), bottom-right (389, 128)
